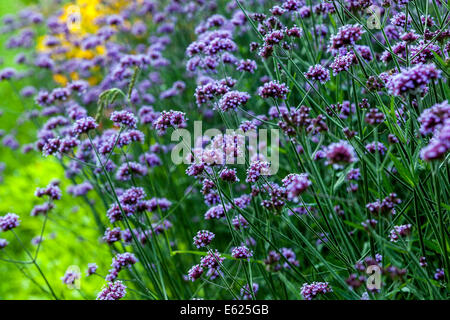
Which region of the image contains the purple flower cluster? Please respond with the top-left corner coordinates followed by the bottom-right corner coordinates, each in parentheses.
top-left (386, 64), bottom-right (441, 96)
top-left (231, 246), bottom-right (253, 259)
top-left (193, 230), bottom-right (215, 248)
top-left (0, 213), bottom-right (20, 231)
top-left (61, 270), bottom-right (80, 285)
top-left (325, 141), bottom-right (357, 168)
top-left (35, 182), bottom-right (61, 200)
top-left (72, 117), bottom-right (98, 136)
top-left (305, 64), bottom-right (330, 84)
top-left (0, 239), bottom-right (9, 249)
top-left (110, 111), bottom-right (138, 128)
top-left (240, 283), bottom-right (259, 300)
top-left (300, 282), bottom-right (333, 300)
top-left (217, 91), bottom-right (250, 112)
top-left (366, 193), bottom-right (401, 216)
top-left (257, 81), bottom-right (289, 100)
top-left (107, 252), bottom-right (138, 281)
top-left (389, 224), bottom-right (412, 242)
top-left (328, 24), bottom-right (364, 54)
top-left (153, 110), bottom-right (187, 135)
top-left (67, 181), bottom-right (93, 197)
top-left (97, 281), bottom-right (127, 300)
top-left (246, 160), bottom-right (270, 183)
top-left (282, 173), bottom-right (311, 202)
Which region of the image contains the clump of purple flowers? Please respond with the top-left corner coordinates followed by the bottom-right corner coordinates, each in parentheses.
top-left (193, 230), bottom-right (215, 248)
top-left (0, 213), bottom-right (20, 231)
top-left (386, 64), bottom-right (441, 96)
top-left (110, 111), bottom-right (138, 128)
top-left (389, 224), bottom-right (412, 242)
top-left (282, 173), bottom-right (311, 202)
top-left (258, 81), bottom-right (289, 99)
top-left (217, 91), bottom-right (250, 112)
top-left (72, 116), bottom-right (98, 136)
top-left (305, 64), bottom-right (330, 84)
top-left (325, 141), bottom-right (357, 168)
top-left (231, 246), bottom-right (253, 259)
top-left (300, 282), bottom-right (333, 300)
top-left (97, 281), bottom-right (127, 300)
top-left (153, 110), bottom-right (187, 135)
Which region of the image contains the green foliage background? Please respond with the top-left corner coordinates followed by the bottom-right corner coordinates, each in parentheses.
top-left (0, 0), bottom-right (110, 300)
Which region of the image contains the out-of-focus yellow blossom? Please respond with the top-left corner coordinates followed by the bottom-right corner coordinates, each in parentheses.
top-left (53, 73), bottom-right (69, 86)
top-left (37, 0), bottom-right (135, 85)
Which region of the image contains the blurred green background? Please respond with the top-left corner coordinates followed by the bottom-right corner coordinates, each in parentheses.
top-left (0, 0), bottom-right (110, 300)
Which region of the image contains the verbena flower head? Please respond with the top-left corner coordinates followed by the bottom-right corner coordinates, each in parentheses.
top-left (386, 64), bottom-right (441, 96)
top-left (418, 100), bottom-right (450, 136)
top-left (111, 252), bottom-right (138, 273)
top-left (153, 110), bottom-right (187, 135)
top-left (258, 80), bottom-right (289, 99)
top-left (67, 181), bottom-right (92, 197)
top-left (236, 59), bottom-right (257, 73)
top-left (61, 269), bottom-right (80, 285)
top-left (434, 268), bottom-right (445, 281)
top-left (200, 250), bottom-right (225, 269)
top-left (328, 24), bottom-right (364, 54)
top-left (300, 282), bottom-right (332, 300)
top-left (330, 51), bottom-right (355, 75)
top-left (219, 168), bottom-right (239, 182)
top-left (217, 91), bottom-right (250, 112)
top-left (97, 281), bottom-right (127, 300)
top-left (86, 263), bottom-right (98, 276)
top-left (103, 227), bottom-right (122, 245)
top-left (366, 141), bottom-right (387, 155)
top-left (0, 67), bottom-right (16, 81)
top-left (119, 187), bottom-right (146, 205)
top-left (241, 283), bottom-right (259, 300)
top-left (232, 215), bottom-right (249, 230)
top-left (282, 173), bottom-right (311, 202)
top-left (325, 141), bottom-right (357, 168)
top-left (30, 203), bottom-right (54, 216)
top-left (72, 116), bottom-right (98, 136)
top-left (389, 224), bottom-right (412, 242)
top-left (116, 162), bottom-right (148, 181)
top-left (246, 160), bottom-right (270, 183)
top-left (420, 116), bottom-right (450, 161)
top-left (305, 64), bottom-right (330, 84)
top-left (0, 213), bottom-right (20, 231)
top-left (110, 111), bottom-right (138, 128)
top-left (35, 182), bottom-right (61, 200)
top-left (187, 264), bottom-right (204, 281)
top-left (193, 230), bottom-right (215, 248)
top-left (0, 239), bottom-right (9, 249)
top-left (231, 246), bottom-right (253, 259)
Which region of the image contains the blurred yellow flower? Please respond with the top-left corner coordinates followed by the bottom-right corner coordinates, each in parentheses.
top-left (37, 0), bottom-right (131, 64)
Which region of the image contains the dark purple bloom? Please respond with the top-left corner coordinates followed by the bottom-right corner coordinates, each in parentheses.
top-left (86, 263), bottom-right (98, 276)
top-left (305, 64), bottom-right (330, 84)
top-left (389, 224), bottom-right (412, 242)
top-left (282, 173), bottom-right (311, 202)
top-left (110, 111), bottom-right (138, 128)
top-left (325, 141), bottom-right (357, 168)
top-left (386, 64), bottom-right (441, 96)
top-left (97, 281), bottom-right (126, 300)
top-left (0, 213), bottom-right (20, 231)
top-left (217, 91), bottom-right (250, 112)
top-left (231, 246), bottom-right (253, 259)
top-left (72, 117), bottom-right (98, 136)
top-left (258, 80), bottom-right (289, 99)
top-left (300, 282), bottom-right (332, 300)
top-left (193, 230), bottom-right (215, 248)
top-left (103, 227), bottom-right (122, 245)
top-left (187, 264), bottom-right (204, 281)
